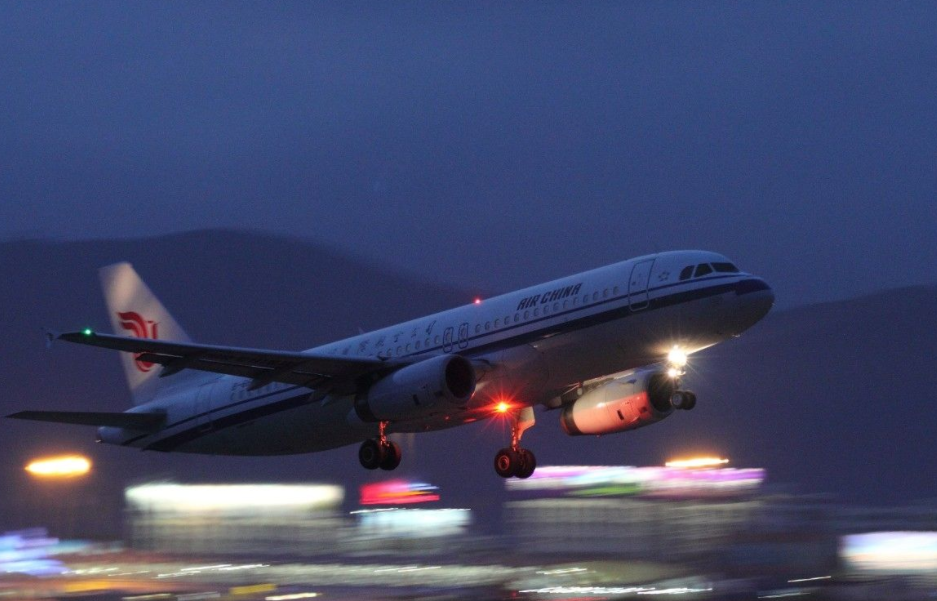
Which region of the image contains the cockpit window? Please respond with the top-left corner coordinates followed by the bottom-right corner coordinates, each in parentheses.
top-left (712, 262), bottom-right (740, 273)
top-left (694, 263), bottom-right (713, 277)
top-left (679, 266), bottom-right (694, 281)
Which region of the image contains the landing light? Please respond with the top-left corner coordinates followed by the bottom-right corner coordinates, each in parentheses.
top-left (666, 367), bottom-right (682, 379)
top-left (667, 347), bottom-right (688, 367)
top-left (495, 401), bottom-right (511, 414)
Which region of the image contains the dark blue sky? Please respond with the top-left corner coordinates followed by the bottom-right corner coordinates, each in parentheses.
top-left (2, 2), bottom-right (935, 307)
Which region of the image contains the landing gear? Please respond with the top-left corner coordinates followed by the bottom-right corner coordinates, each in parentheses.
top-left (666, 347), bottom-right (696, 411)
top-left (359, 421), bottom-right (402, 471)
top-left (670, 390), bottom-right (697, 411)
top-left (494, 406), bottom-right (537, 479)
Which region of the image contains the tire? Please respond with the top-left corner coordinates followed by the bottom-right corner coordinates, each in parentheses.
top-left (379, 441), bottom-right (402, 471)
top-left (670, 391), bottom-right (687, 410)
top-left (516, 449), bottom-right (537, 479)
top-left (494, 448), bottom-right (518, 478)
top-left (358, 439), bottom-right (383, 470)
top-left (684, 391), bottom-right (697, 411)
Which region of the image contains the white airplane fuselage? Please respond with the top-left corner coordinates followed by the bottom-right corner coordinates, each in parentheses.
top-left (98, 250), bottom-right (773, 456)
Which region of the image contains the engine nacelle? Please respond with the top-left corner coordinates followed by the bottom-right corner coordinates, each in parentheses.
top-left (353, 354), bottom-right (476, 422)
top-left (561, 369), bottom-right (675, 436)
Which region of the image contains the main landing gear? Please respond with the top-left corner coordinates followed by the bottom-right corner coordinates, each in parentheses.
top-left (494, 406), bottom-right (537, 479)
top-left (359, 421), bottom-right (401, 471)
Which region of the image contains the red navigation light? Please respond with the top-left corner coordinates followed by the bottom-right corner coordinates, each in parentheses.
top-left (474, 297), bottom-right (482, 305)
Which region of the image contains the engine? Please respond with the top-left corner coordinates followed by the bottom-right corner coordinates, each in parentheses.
top-left (353, 354), bottom-right (476, 422)
top-left (561, 368), bottom-right (675, 436)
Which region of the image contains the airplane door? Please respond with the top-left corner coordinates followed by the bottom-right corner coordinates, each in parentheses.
top-left (628, 259), bottom-right (655, 310)
top-left (443, 327), bottom-right (454, 352)
top-left (195, 383), bottom-right (214, 432)
top-left (458, 323), bottom-right (469, 350)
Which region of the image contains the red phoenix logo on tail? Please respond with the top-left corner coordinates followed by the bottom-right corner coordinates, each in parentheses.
top-left (117, 311), bottom-right (159, 372)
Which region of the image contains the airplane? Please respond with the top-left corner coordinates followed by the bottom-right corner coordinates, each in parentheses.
top-left (9, 250), bottom-right (773, 478)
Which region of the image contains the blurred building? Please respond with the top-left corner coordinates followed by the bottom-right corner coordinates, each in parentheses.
top-left (124, 479), bottom-right (477, 558)
top-left (505, 465), bottom-right (767, 559)
top-left (504, 465), bottom-right (846, 576)
top-left (344, 479), bottom-right (476, 556)
top-left (125, 483), bottom-right (346, 556)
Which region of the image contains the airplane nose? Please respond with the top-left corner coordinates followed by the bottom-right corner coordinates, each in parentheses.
top-left (734, 277), bottom-right (774, 330)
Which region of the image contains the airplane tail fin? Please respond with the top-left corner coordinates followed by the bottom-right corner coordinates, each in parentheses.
top-left (99, 262), bottom-right (193, 406)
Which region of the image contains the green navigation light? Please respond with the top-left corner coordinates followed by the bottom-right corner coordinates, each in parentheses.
top-left (82, 328), bottom-right (93, 336)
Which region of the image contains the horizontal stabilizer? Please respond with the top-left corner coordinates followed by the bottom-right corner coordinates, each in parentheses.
top-left (7, 410), bottom-right (165, 431)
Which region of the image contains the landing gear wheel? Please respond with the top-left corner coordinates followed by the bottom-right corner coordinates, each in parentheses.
top-left (379, 441), bottom-right (401, 471)
top-left (683, 391), bottom-right (697, 411)
top-left (672, 390), bottom-right (698, 410)
top-left (359, 438), bottom-right (382, 470)
top-left (670, 391), bottom-right (686, 410)
top-left (516, 449), bottom-right (537, 479)
top-left (494, 448), bottom-right (519, 478)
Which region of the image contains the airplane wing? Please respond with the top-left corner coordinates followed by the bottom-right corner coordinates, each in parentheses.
top-left (8, 410), bottom-right (165, 430)
top-left (56, 330), bottom-right (400, 389)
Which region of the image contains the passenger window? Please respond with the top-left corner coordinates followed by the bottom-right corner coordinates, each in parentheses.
top-left (553, 302), bottom-right (559, 311)
top-left (613, 286), bottom-right (619, 295)
top-left (425, 338), bottom-right (430, 347)
top-left (583, 295), bottom-right (589, 304)
top-left (695, 263), bottom-right (713, 277)
top-left (495, 319), bottom-right (500, 328)
top-left (434, 335), bottom-right (440, 344)
top-left (592, 292), bottom-right (599, 302)
top-left (534, 308), bottom-right (540, 317)
top-left (603, 288), bottom-right (609, 298)
top-left (543, 305), bottom-right (549, 315)
top-left (679, 266), bottom-right (694, 281)
top-left (712, 262), bottom-right (740, 273)
top-left (396, 346), bottom-right (402, 354)
top-left (524, 310), bottom-right (530, 319)
top-left (415, 341), bottom-right (420, 350)
top-left (514, 313), bottom-right (520, 323)
top-left (475, 324), bottom-right (481, 334)
top-left (485, 322), bottom-right (491, 331)
top-left (504, 315), bottom-right (510, 325)
top-left (563, 300), bottom-right (569, 309)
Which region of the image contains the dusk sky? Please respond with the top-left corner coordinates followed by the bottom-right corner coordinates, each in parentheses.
top-left (2, 2), bottom-right (936, 307)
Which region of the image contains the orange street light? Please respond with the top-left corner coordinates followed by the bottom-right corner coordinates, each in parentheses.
top-left (665, 456), bottom-right (729, 469)
top-left (25, 455), bottom-right (92, 478)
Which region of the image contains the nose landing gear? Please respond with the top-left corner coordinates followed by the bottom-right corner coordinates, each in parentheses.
top-left (670, 390), bottom-right (697, 411)
top-left (359, 421), bottom-right (402, 471)
top-left (494, 406), bottom-right (537, 479)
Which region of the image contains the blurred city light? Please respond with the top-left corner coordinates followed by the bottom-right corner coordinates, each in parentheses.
top-left (506, 465), bottom-right (763, 498)
top-left (126, 483), bottom-right (342, 512)
top-left (25, 455), bottom-right (92, 477)
top-left (841, 532), bottom-right (937, 572)
top-left (665, 457), bottom-right (729, 469)
top-left (360, 480), bottom-right (440, 505)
